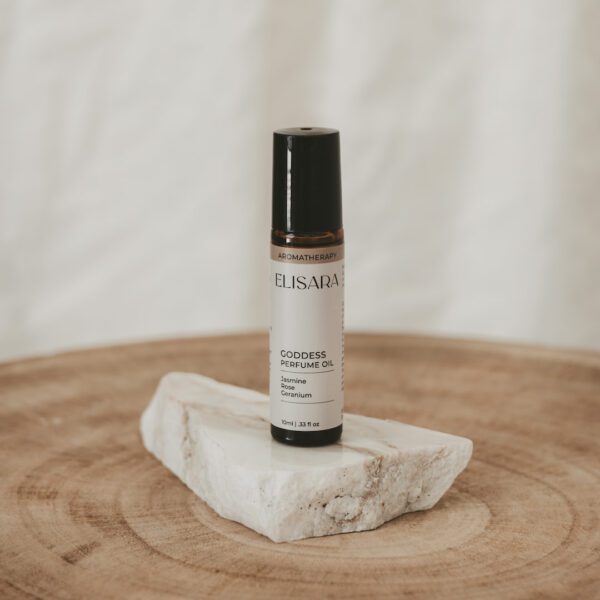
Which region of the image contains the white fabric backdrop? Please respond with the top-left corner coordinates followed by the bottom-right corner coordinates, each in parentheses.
top-left (1, 0), bottom-right (599, 361)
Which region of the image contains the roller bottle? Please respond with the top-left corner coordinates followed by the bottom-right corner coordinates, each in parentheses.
top-left (270, 127), bottom-right (344, 446)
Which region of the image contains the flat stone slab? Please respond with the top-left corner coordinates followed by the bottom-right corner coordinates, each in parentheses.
top-left (140, 372), bottom-right (473, 543)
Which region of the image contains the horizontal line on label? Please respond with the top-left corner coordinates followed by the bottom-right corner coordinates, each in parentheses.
top-left (280, 399), bottom-right (335, 404)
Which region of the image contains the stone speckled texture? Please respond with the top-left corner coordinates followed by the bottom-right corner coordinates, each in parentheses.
top-left (140, 372), bottom-right (472, 542)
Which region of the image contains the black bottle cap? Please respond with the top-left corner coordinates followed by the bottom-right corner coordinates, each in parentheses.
top-left (272, 127), bottom-right (342, 233)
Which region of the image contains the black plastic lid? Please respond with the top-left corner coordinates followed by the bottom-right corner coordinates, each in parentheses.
top-left (272, 127), bottom-right (342, 233)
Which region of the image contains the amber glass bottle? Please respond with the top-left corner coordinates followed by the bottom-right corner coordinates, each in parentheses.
top-left (270, 128), bottom-right (344, 446)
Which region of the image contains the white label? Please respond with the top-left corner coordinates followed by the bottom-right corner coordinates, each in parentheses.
top-left (269, 244), bottom-right (344, 431)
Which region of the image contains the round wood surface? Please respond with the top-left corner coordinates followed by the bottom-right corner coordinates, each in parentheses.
top-left (1, 334), bottom-right (599, 599)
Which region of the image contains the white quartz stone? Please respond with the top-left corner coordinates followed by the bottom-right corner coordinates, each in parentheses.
top-left (140, 372), bottom-right (473, 543)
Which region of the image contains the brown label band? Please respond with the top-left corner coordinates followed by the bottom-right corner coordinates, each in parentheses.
top-left (271, 244), bottom-right (344, 264)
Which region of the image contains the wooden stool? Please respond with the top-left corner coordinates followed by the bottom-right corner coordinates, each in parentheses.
top-left (1, 334), bottom-right (598, 598)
